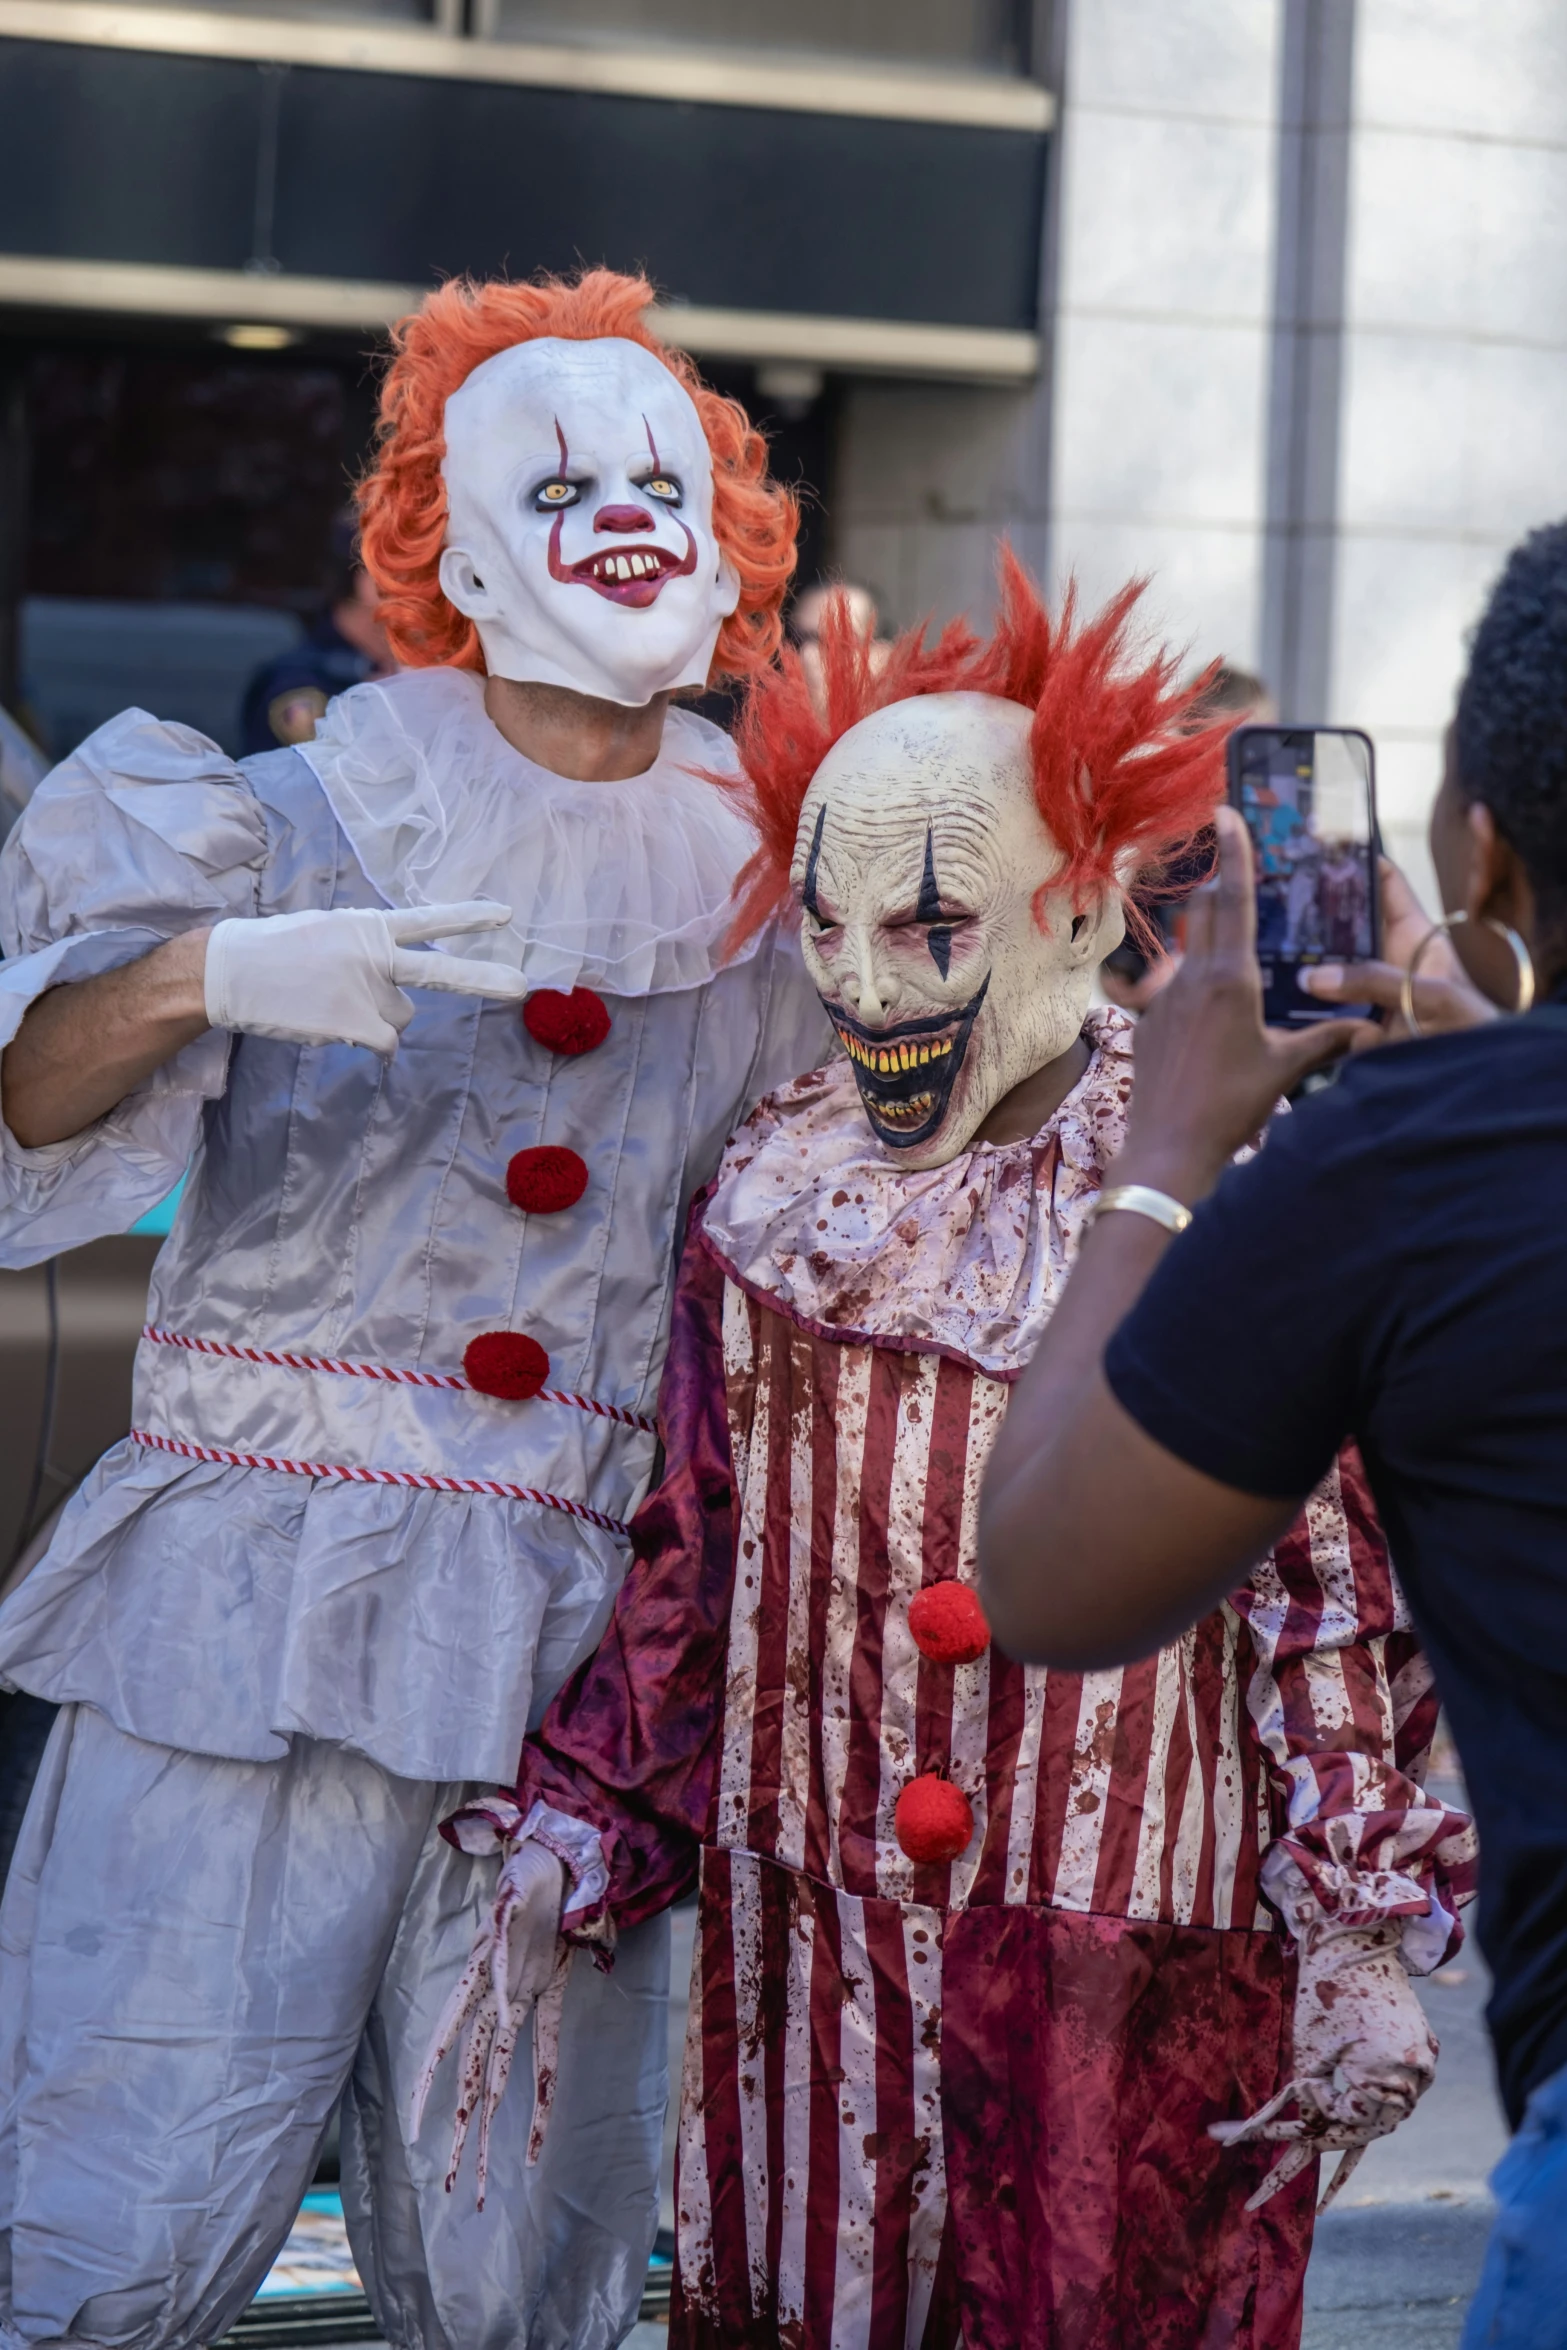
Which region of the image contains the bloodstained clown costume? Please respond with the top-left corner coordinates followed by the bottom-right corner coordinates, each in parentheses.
top-left (439, 564), bottom-right (1476, 2348)
top-left (0, 272), bottom-right (826, 2350)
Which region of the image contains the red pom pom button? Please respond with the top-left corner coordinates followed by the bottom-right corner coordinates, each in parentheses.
top-left (463, 1331), bottom-right (550, 1401)
top-left (523, 988), bottom-right (611, 1056)
top-left (895, 1775), bottom-right (974, 1865)
top-left (908, 1583), bottom-right (990, 1665)
top-left (506, 1146), bottom-right (589, 1216)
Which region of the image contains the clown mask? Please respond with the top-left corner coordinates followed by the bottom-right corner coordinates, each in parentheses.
top-left (792, 693), bottom-right (1125, 1168)
top-left (438, 336), bottom-right (740, 707)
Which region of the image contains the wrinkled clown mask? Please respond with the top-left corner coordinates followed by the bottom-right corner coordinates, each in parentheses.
top-left (439, 336), bottom-right (740, 708)
top-left (792, 693), bottom-right (1125, 1167)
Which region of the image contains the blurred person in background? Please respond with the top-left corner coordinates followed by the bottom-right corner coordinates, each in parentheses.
top-left (980, 519), bottom-right (1567, 2350)
top-left (238, 506), bottom-right (395, 754)
top-left (1189, 663), bottom-right (1276, 730)
top-left (790, 575), bottom-right (888, 712)
top-left (1100, 663), bottom-right (1275, 1016)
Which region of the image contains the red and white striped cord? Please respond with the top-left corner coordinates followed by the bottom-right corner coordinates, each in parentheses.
top-left (140, 1325), bottom-right (655, 1434)
top-left (129, 1427), bottom-right (630, 1535)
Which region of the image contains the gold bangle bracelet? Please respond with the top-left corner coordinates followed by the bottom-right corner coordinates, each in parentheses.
top-left (1089, 1184), bottom-right (1194, 1237)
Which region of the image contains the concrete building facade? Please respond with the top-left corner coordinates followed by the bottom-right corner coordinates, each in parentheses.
top-left (842, 0), bottom-right (1567, 889)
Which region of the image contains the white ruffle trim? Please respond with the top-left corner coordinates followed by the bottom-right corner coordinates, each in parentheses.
top-left (1260, 1844), bottom-right (1458, 1978)
top-left (300, 667), bottom-right (761, 997)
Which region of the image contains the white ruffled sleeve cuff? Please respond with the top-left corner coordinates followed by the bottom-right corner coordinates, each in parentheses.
top-left (0, 929), bottom-right (232, 1260)
top-left (443, 1794), bottom-right (611, 1932)
top-left (1261, 1841), bottom-right (1460, 1976)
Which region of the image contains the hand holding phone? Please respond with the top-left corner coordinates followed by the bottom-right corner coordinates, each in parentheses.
top-left (1227, 727), bottom-right (1380, 1027)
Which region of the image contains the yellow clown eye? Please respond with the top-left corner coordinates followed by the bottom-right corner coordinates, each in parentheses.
top-left (644, 475), bottom-right (682, 504)
top-left (533, 479), bottom-right (579, 509)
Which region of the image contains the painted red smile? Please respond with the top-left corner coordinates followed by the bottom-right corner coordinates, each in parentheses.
top-left (548, 517), bottom-right (698, 608)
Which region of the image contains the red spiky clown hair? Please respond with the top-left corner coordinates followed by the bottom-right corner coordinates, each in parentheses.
top-left (358, 268), bottom-right (798, 682)
top-left (724, 548), bottom-right (1226, 951)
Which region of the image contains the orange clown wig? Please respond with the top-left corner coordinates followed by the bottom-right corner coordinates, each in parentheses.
top-left (358, 268), bottom-right (799, 682)
top-left (721, 548), bottom-right (1227, 951)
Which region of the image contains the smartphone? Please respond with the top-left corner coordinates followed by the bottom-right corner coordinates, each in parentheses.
top-left (1227, 726), bottom-right (1379, 1026)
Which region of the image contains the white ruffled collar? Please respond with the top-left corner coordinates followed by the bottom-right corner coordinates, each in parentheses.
top-left (299, 666), bottom-right (760, 997)
top-left (699, 1007), bottom-right (1135, 1380)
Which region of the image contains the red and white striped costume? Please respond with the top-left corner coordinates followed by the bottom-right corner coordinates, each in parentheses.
top-left (498, 1010), bottom-right (1476, 2349)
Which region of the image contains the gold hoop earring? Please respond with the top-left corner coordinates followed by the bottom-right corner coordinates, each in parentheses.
top-left (1401, 911), bottom-right (1536, 1035)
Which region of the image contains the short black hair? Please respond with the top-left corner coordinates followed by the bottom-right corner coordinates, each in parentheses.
top-left (1455, 521), bottom-right (1567, 921)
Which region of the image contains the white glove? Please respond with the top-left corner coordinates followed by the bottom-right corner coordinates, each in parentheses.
top-left (410, 1838), bottom-right (568, 2207)
top-left (204, 900), bottom-right (526, 1054)
top-left (1212, 1912), bottom-right (1438, 2209)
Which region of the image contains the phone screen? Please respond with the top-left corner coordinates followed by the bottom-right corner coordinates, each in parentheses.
top-left (1228, 727), bottom-right (1378, 1026)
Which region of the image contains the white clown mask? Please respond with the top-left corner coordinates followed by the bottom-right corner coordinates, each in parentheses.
top-left (793, 692), bottom-right (1125, 1168)
top-left (438, 336), bottom-right (741, 707)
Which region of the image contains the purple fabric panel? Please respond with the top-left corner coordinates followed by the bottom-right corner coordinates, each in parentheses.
top-left (507, 1208), bottom-right (738, 1932)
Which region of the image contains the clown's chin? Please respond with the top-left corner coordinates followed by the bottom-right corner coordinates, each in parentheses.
top-left (828, 976), bottom-right (990, 1153)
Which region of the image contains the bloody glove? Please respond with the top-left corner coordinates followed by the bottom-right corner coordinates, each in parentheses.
top-left (410, 1837), bottom-right (568, 2207)
top-left (1212, 1898), bottom-right (1438, 2210)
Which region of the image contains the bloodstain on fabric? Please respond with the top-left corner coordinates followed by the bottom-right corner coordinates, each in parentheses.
top-left (908, 1583), bottom-right (990, 1665)
top-left (524, 987), bottom-right (612, 1055)
top-left (463, 1331), bottom-right (550, 1399)
top-left (940, 1905), bottom-right (1314, 2349)
top-left (507, 1145), bottom-right (589, 1214)
top-left (895, 1776), bottom-right (974, 1864)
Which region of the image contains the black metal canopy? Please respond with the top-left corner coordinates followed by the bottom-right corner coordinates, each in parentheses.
top-left (0, 35), bottom-right (1047, 332)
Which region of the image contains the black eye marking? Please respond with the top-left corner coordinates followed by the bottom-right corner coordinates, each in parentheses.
top-left (802, 803), bottom-right (828, 921)
top-left (1071, 914), bottom-right (1087, 942)
top-left (916, 825), bottom-right (954, 976)
top-left (917, 826), bottom-right (942, 924)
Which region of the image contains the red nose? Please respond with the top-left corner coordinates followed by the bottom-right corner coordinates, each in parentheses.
top-left (594, 504), bottom-right (656, 534)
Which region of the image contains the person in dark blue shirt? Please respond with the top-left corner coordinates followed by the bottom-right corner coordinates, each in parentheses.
top-left (239, 511), bottom-right (393, 755)
top-left (979, 520), bottom-right (1567, 2350)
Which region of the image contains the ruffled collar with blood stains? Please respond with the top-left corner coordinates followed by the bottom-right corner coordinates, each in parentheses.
top-left (699, 1005), bottom-right (1136, 1382)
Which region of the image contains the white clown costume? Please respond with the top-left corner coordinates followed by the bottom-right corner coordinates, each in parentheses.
top-left (0, 279), bottom-right (826, 2350)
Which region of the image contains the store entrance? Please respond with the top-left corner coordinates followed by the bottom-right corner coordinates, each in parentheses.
top-left (1, 324), bottom-right (377, 762)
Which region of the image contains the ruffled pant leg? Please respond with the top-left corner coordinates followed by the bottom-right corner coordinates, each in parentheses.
top-left (0, 1706), bottom-right (670, 2350)
top-left (0, 1702), bottom-right (73, 2336)
top-left (0, 1707), bottom-right (439, 2350)
top-left (344, 1825), bottom-right (671, 2350)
